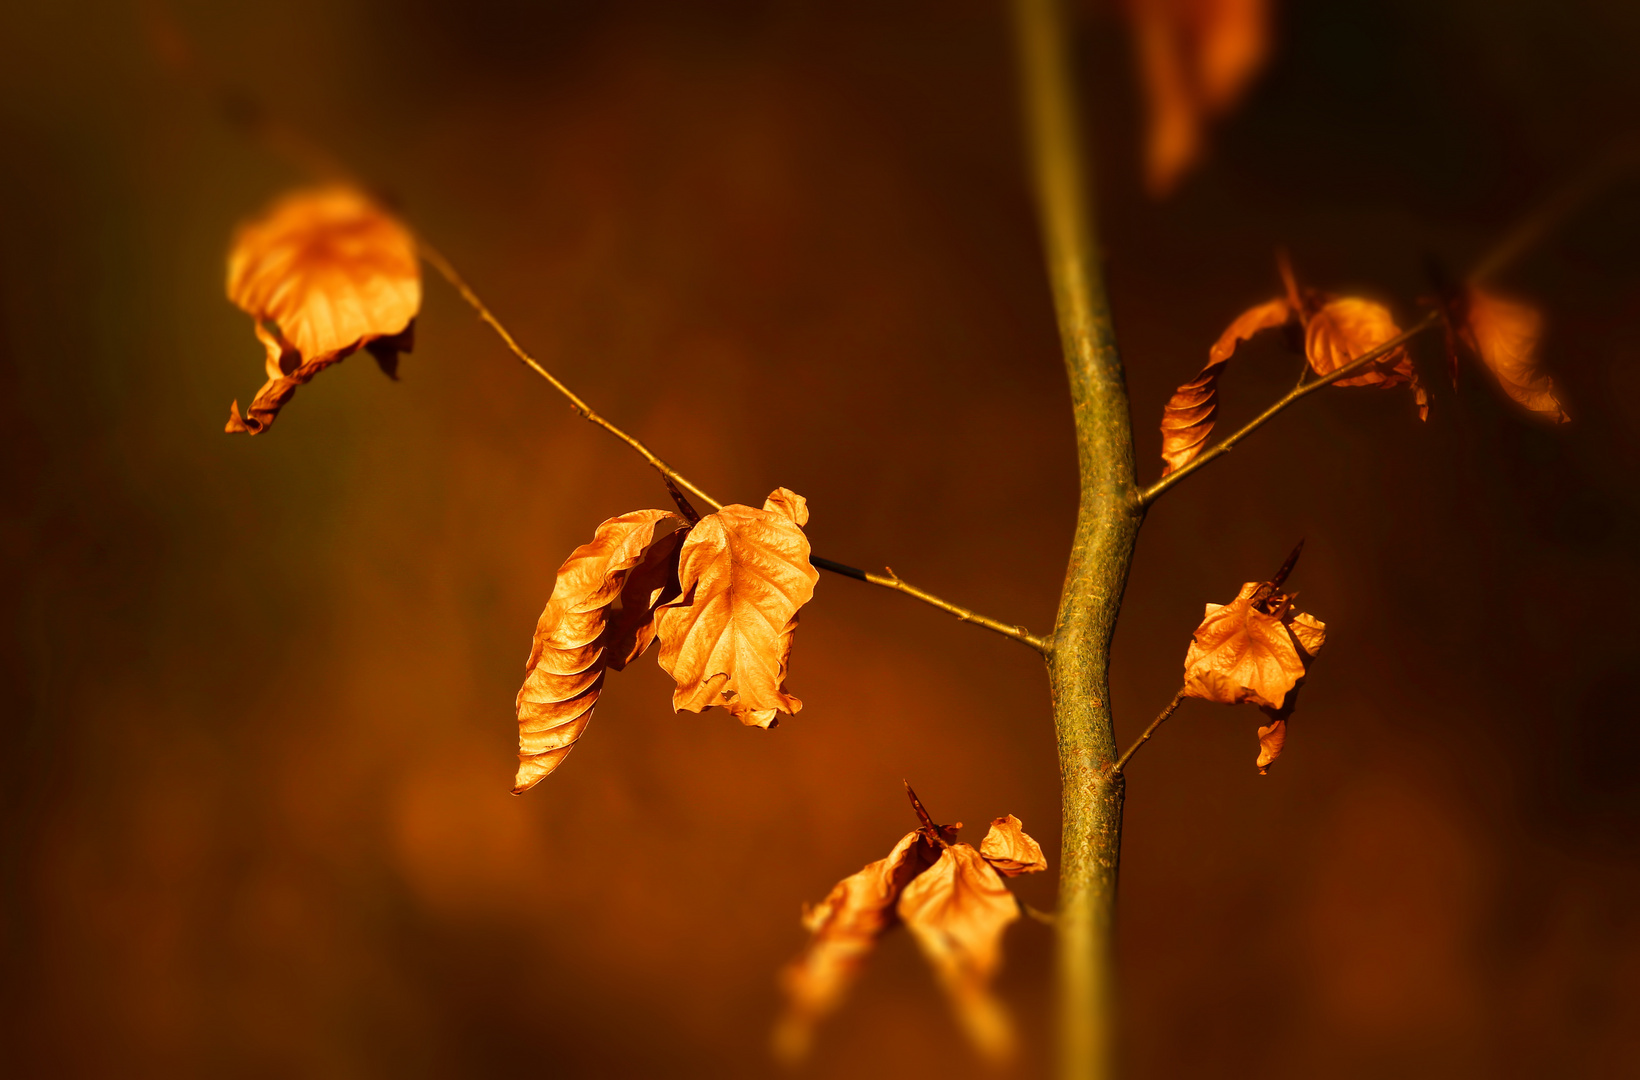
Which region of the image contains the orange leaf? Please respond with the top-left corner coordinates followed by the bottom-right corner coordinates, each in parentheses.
top-left (513, 510), bottom-right (683, 793)
top-left (655, 488), bottom-right (818, 728)
top-left (1461, 287), bottom-right (1568, 423)
top-left (1305, 296), bottom-right (1430, 420)
top-left (978, 815), bottom-right (1048, 877)
top-left (773, 825), bottom-right (947, 1064)
top-left (897, 844), bottom-right (1023, 1063)
top-left (1128, 0), bottom-right (1271, 196)
top-left (224, 186), bottom-right (421, 434)
top-left (1160, 297), bottom-right (1293, 475)
top-left (1183, 568), bottom-right (1326, 771)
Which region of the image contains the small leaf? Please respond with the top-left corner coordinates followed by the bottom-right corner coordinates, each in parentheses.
top-left (1305, 296), bottom-right (1429, 420)
top-left (897, 844), bottom-right (1022, 1063)
top-left (1128, 0), bottom-right (1271, 196)
top-left (224, 186), bottom-right (421, 434)
top-left (773, 827), bottom-right (946, 1064)
top-left (1183, 572), bottom-right (1326, 772)
top-left (513, 510), bottom-right (683, 793)
top-left (655, 489), bottom-right (818, 728)
top-left (1160, 297), bottom-right (1293, 475)
top-left (979, 815), bottom-right (1047, 877)
top-left (1461, 287), bottom-right (1568, 422)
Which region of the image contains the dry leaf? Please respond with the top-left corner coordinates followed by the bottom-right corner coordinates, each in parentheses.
top-left (655, 488), bottom-right (818, 728)
top-left (1160, 297), bottom-right (1293, 474)
top-left (773, 825), bottom-right (947, 1064)
top-left (1461, 287), bottom-right (1568, 422)
top-left (224, 186), bottom-right (421, 434)
top-left (513, 510), bottom-right (683, 793)
top-left (775, 791), bottom-right (1043, 1064)
top-left (1305, 297), bottom-right (1429, 420)
top-left (898, 844), bottom-right (1023, 1063)
top-left (1128, 0), bottom-right (1271, 196)
top-left (1183, 554), bottom-right (1326, 772)
top-left (979, 815), bottom-right (1048, 877)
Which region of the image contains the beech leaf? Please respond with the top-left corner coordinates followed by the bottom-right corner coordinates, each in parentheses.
top-left (1128, 0), bottom-right (1270, 196)
top-left (1183, 573), bottom-right (1326, 772)
top-left (897, 844), bottom-right (1023, 1063)
top-left (1305, 296), bottom-right (1429, 420)
top-left (655, 488), bottom-right (818, 728)
top-left (1461, 287), bottom-right (1568, 422)
top-left (513, 510), bottom-right (683, 793)
top-left (979, 815), bottom-right (1048, 877)
top-left (224, 186), bottom-right (421, 434)
top-left (773, 826), bottom-right (946, 1064)
top-left (1160, 297), bottom-right (1293, 475)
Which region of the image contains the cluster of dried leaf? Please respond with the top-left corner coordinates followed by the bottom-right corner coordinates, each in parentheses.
top-left (1159, 254), bottom-right (1567, 477)
top-left (515, 488), bottom-right (817, 792)
top-left (776, 787), bottom-right (1047, 1065)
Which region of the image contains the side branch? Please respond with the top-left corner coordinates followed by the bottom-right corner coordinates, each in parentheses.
top-left (1134, 311), bottom-right (1441, 507)
top-left (812, 556), bottom-right (1053, 655)
top-left (418, 244), bottom-right (728, 513)
top-left (1110, 688), bottom-right (1186, 775)
top-left (422, 245), bottom-right (1049, 654)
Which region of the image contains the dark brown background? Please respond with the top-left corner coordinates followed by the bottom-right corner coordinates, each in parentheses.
top-left (3, 1), bottom-right (1639, 1076)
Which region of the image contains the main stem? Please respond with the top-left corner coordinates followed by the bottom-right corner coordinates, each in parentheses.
top-left (1014, 2), bottom-right (1143, 1078)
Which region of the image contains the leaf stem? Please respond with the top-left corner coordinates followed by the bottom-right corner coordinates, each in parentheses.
top-left (1110, 689), bottom-right (1186, 776)
top-left (812, 557), bottom-right (1053, 655)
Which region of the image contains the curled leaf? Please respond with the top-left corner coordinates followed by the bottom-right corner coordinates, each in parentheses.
top-left (897, 844), bottom-right (1022, 1063)
top-left (514, 510), bottom-right (683, 793)
top-left (1160, 297), bottom-right (1293, 474)
top-left (655, 488), bottom-right (818, 728)
top-left (1184, 574), bottom-right (1326, 772)
top-left (224, 186), bottom-right (421, 434)
top-left (1305, 297), bottom-right (1429, 420)
top-left (979, 815), bottom-right (1048, 877)
top-left (1128, 0), bottom-right (1271, 196)
top-left (1461, 287), bottom-right (1568, 422)
top-left (773, 826), bottom-right (946, 1064)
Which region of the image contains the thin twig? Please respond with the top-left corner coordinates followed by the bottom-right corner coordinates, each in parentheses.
top-left (813, 557), bottom-right (1053, 655)
top-left (1136, 312), bottom-right (1441, 507)
top-left (1110, 689), bottom-right (1187, 775)
top-left (421, 246), bottom-right (1054, 654)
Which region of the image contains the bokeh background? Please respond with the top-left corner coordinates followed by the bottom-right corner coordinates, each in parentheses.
top-left (4, 0), bottom-right (1639, 1076)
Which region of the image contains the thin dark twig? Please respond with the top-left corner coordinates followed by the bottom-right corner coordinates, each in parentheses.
top-left (1110, 689), bottom-right (1187, 776)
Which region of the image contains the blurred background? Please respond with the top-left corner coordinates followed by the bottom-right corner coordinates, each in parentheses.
top-left (3, 0), bottom-right (1639, 1076)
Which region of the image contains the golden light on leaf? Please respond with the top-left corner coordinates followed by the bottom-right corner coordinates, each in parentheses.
top-left (1461, 287), bottom-right (1568, 422)
top-left (773, 826), bottom-right (946, 1064)
top-left (655, 488), bottom-right (818, 728)
top-left (513, 510), bottom-right (683, 793)
top-left (1159, 297), bottom-right (1293, 475)
top-left (1128, 0), bottom-right (1271, 196)
top-left (1183, 560), bottom-right (1326, 772)
top-left (1305, 297), bottom-right (1429, 420)
top-left (775, 790), bottom-right (1044, 1064)
top-left (224, 186), bottom-right (421, 434)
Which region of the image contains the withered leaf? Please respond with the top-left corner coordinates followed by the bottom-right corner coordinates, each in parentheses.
top-left (655, 488), bottom-right (818, 728)
top-left (1128, 0), bottom-right (1270, 196)
top-left (1160, 297), bottom-right (1293, 474)
top-left (225, 186), bottom-right (421, 434)
top-left (1304, 296), bottom-right (1429, 421)
top-left (514, 510), bottom-right (683, 793)
top-left (897, 844), bottom-right (1023, 1063)
top-left (773, 825), bottom-right (947, 1064)
top-left (978, 815), bottom-right (1048, 877)
top-left (1461, 287), bottom-right (1568, 423)
top-left (1184, 578), bottom-right (1326, 772)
